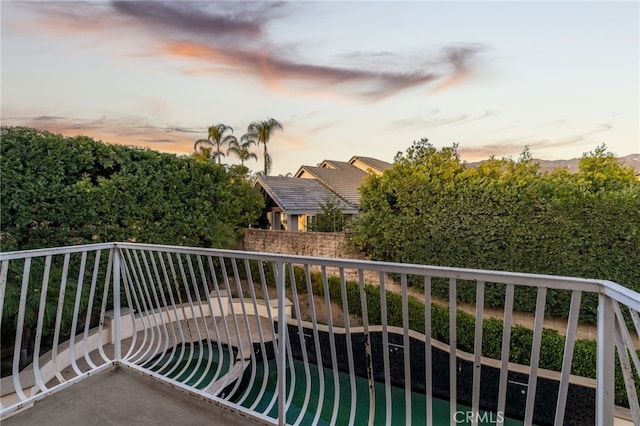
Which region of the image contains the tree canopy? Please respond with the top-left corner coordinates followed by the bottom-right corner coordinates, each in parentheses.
top-left (242, 118), bottom-right (283, 175)
top-left (193, 124), bottom-right (237, 165)
top-left (351, 139), bottom-right (640, 296)
top-left (1, 126), bottom-right (264, 251)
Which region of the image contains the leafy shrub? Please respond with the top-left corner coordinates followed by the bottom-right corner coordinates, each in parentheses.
top-left (1, 126), bottom-right (264, 250)
top-left (351, 140), bottom-right (640, 324)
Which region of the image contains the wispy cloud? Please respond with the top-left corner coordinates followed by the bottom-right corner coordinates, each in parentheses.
top-left (19, 1), bottom-right (487, 101)
top-left (458, 123), bottom-right (615, 160)
top-left (163, 41), bottom-right (441, 100)
top-left (2, 115), bottom-right (199, 154)
top-left (390, 110), bottom-right (493, 130)
top-left (111, 1), bottom-right (266, 41)
top-left (431, 44), bottom-right (487, 92)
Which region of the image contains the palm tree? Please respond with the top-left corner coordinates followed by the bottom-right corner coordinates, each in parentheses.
top-left (193, 124), bottom-right (237, 165)
top-left (227, 139), bottom-right (258, 166)
top-left (242, 118), bottom-right (283, 175)
top-left (192, 146), bottom-right (214, 163)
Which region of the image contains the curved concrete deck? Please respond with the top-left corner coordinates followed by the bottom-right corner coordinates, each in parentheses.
top-left (3, 366), bottom-right (265, 426)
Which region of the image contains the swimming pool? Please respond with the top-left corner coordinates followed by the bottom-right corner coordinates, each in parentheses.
top-left (235, 357), bottom-right (524, 425)
top-left (143, 341), bottom-right (236, 389)
top-left (142, 342), bottom-right (524, 425)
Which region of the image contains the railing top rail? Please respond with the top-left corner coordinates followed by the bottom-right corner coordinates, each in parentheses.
top-left (602, 281), bottom-right (640, 312)
top-left (0, 242), bottom-right (114, 260)
top-left (115, 243), bottom-right (608, 294)
top-left (2, 242), bottom-right (637, 310)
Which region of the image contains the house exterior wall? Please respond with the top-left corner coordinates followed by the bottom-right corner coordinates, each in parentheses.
top-left (350, 158), bottom-right (384, 175)
top-left (297, 215), bottom-right (309, 231)
top-left (269, 210), bottom-right (282, 230)
top-left (288, 214), bottom-right (299, 231)
top-left (296, 169), bottom-right (315, 179)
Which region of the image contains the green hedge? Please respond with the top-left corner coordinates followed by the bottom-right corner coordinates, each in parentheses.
top-left (350, 141), bottom-right (640, 323)
top-left (1, 126), bottom-right (264, 250)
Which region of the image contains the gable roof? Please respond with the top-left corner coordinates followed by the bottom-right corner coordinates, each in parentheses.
top-left (348, 156), bottom-right (393, 174)
top-left (254, 175), bottom-right (358, 215)
top-left (294, 163), bottom-right (367, 207)
top-left (318, 160), bottom-right (352, 170)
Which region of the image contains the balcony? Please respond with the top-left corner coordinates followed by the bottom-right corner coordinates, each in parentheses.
top-left (1, 243), bottom-right (638, 425)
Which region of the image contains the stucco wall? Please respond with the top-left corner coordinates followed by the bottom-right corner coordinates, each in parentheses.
top-left (240, 228), bottom-right (360, 258)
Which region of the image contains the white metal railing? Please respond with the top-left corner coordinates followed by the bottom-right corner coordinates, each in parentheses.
top-left (0, 243), bottom-right (638, 425)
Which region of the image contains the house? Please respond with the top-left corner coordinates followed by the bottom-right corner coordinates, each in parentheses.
top-left (254, 156), bottom-right (392, 231)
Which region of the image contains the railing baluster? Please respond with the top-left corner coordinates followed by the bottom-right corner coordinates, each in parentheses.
top-left (141, 251), bottom-right (172, 369)
top-left (358, 269), bottom-right (375, 425)
top-left (203, 256), bottom-right (227, 387)
top-left (207, 256), bottom-right (235, 395)
top-left (379, 271), bottom-right (392, 425)
top-left (0, 261), bottom-right (8, 331)
top-left (130, 249), bottom-right (161, 364)
top-left (68, 251), bottom-right (88, 376)
top-left (524, 286), bottom-right (547, 424)
top-left (225, 257), bottom-right (258, 400)
top-left (83, 250), bottom-right (102, 367)
top-left (121, 249), bottom-right (150, 361)
top-left (142, 251), bottom-right (172, 372)
top-left (190, 255), bottom-right (215, 389)
top-left (554, 290), bottom-right (582, 425)
top-left (155, 252), bottom-right (185, 376)
top-left (304, 264), bottom-right (326, 425)
top-left (32, 255), bottom-right (53, 391)
top-left (179, 254), bottom-right (209, 386)
top-left (12, 258), bottom-right (31, 402)
top-left (96, 249), bottom-right (113, 363)
top-left (235, 259), bottom-right (273, 407)
top-left (630, 308), bottom-right (640, 343)
top-left (401, 273), bottom-right (412, 425)
top-left (0, 260), bottom-right (7, 411)
top-left (612, 302), bottom-right (640, 424)
top-left (286, 263), bottom-right (312, 425)
top-left (497, 283), bottom-right (514, 425)
top-left (113, 247), bottom-right (122, 363)
top-left (424, 275), bottom-right (433, 426)
top-left (449, 277), bottom-right (457, 424)
top-left (275, 261), bottom-right (286, 426)
top-left (248, 260), bottom-right (276, 411)
top-left (596, 294), bottom-right (615, 426)
top-left (321, 265), bottom-right (341, 426)
top-left (217, 256), bottom-right (245, 400)
top-left (172, 253), bottom-right (202, 381)
top-left (471, 281), bottom-right (485, 426)
top-left (340, 267), bottom-right (358, 426)
top-left (51, 253), bottom-right (71, 383)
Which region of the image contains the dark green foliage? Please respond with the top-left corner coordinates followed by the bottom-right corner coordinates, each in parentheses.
top-left (307, 198), bottom-right (345, 232)
top-left (351, 139), bottom-right (640, 322)
top-left (1, 127), bottom-right (264, 250)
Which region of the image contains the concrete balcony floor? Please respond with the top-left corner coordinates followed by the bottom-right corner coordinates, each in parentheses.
top-left (4, 366), bottom-right (263, 426)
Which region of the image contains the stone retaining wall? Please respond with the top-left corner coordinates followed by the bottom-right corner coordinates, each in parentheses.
top-left (240, 229), bottom-right (360, 258)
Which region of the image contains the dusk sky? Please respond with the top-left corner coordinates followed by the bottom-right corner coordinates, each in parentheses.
top-left (2, 1), bottom-right (638, 176)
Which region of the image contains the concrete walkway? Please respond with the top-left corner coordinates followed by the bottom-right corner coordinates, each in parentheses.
top-left (4, 366), bottom-right (267, 426)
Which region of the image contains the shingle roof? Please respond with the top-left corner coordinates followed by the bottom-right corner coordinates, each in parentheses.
top-left (349, 156), bottom-right (393, 173)
top-left (318, 160), bottom-right (352, 169)
top-left (294, 164), bottom-right (368, 207)
top-left (254, 176), bottom-right (358, 215)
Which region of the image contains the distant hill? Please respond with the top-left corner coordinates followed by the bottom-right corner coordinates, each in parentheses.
top-left (469, 154), bottom-right (640, 175)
